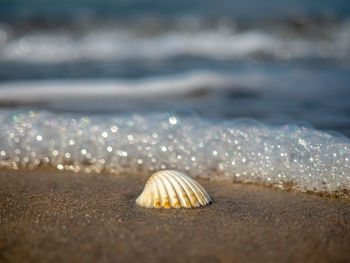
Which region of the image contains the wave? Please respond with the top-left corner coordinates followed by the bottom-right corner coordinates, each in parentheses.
top-left (1, 20), bottom-right (350, 64)
top-left (0, 71), bottom-right (265, 102)
top-left (0, 70), bottom-right (349, 138)
top-left (0, 110), bottom-right (349, 196)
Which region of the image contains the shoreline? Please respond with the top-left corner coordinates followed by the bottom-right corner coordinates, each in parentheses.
top-left (1, 169), bottom-right (350, 263)
top-left (1, 167), bottom-right (349, 200)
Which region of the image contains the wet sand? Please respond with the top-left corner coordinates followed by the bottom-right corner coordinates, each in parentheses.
top-left (1, 169), bottom-right (350, 263)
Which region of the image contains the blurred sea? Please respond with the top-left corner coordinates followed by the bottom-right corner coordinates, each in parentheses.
top-left (0, 0), bottom-right (349, 195)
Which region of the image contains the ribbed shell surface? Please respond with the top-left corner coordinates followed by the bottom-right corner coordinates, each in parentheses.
top-left (136, 170), bottom-right (213, 209)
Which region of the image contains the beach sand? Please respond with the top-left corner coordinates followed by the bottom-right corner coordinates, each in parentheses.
top-left (1, 169), bottom-right (349, 263)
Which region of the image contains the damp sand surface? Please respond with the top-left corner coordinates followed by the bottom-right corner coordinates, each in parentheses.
top-left (1, 169), bottom-right (350, 263)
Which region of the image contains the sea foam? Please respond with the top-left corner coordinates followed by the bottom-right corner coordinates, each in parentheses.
top-left (0, 110), bottom-right (349, 196)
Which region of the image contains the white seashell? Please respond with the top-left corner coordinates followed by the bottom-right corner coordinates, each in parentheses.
top-left (136, 170), bottom-right (213, 209)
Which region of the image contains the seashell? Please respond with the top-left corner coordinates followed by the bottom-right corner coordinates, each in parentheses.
top-left (136, 170), bottom-right (213, 209)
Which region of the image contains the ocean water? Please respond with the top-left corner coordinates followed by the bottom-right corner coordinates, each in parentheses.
top-left (0, 0), bottom-right (350, 196)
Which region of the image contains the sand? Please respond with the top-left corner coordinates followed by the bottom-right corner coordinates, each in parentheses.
top-left (0, 169), bottom-right (350, 263)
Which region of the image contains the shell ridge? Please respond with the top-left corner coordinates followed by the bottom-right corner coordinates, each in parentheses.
top-left (181, 174), bottom-right (206, 206)
top-left (151, 178), bottom-right (161, 208)
top-left (163, 171), bottom-right (191, 208)
top-left (189, 177), bottom-right (212, 203)
top-left (160, 172), bottom-right (181, 208)
top-left (146, 180), bottom-right (154, 207)
top-left (171, 171), bottom-right (201, 207)
top-left (191, 179), bottom-right (210, 205)
top-left (168, 171), bottom-right (194, 208)
top-left (179, 172), bottom-right (210, 200)
top-left (153, 174), bottom-right (166, 208)
top-left (157, 173), bottom-right (174, 208)
top-left (167, 171), bottom-right (195, 208)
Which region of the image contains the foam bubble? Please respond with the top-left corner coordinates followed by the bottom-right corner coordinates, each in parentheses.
top-left (0, 110), bottom-right (349, 196)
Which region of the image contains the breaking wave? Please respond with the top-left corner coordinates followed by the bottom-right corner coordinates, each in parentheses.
top-left (1, 20), bottom-right (350, 64)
